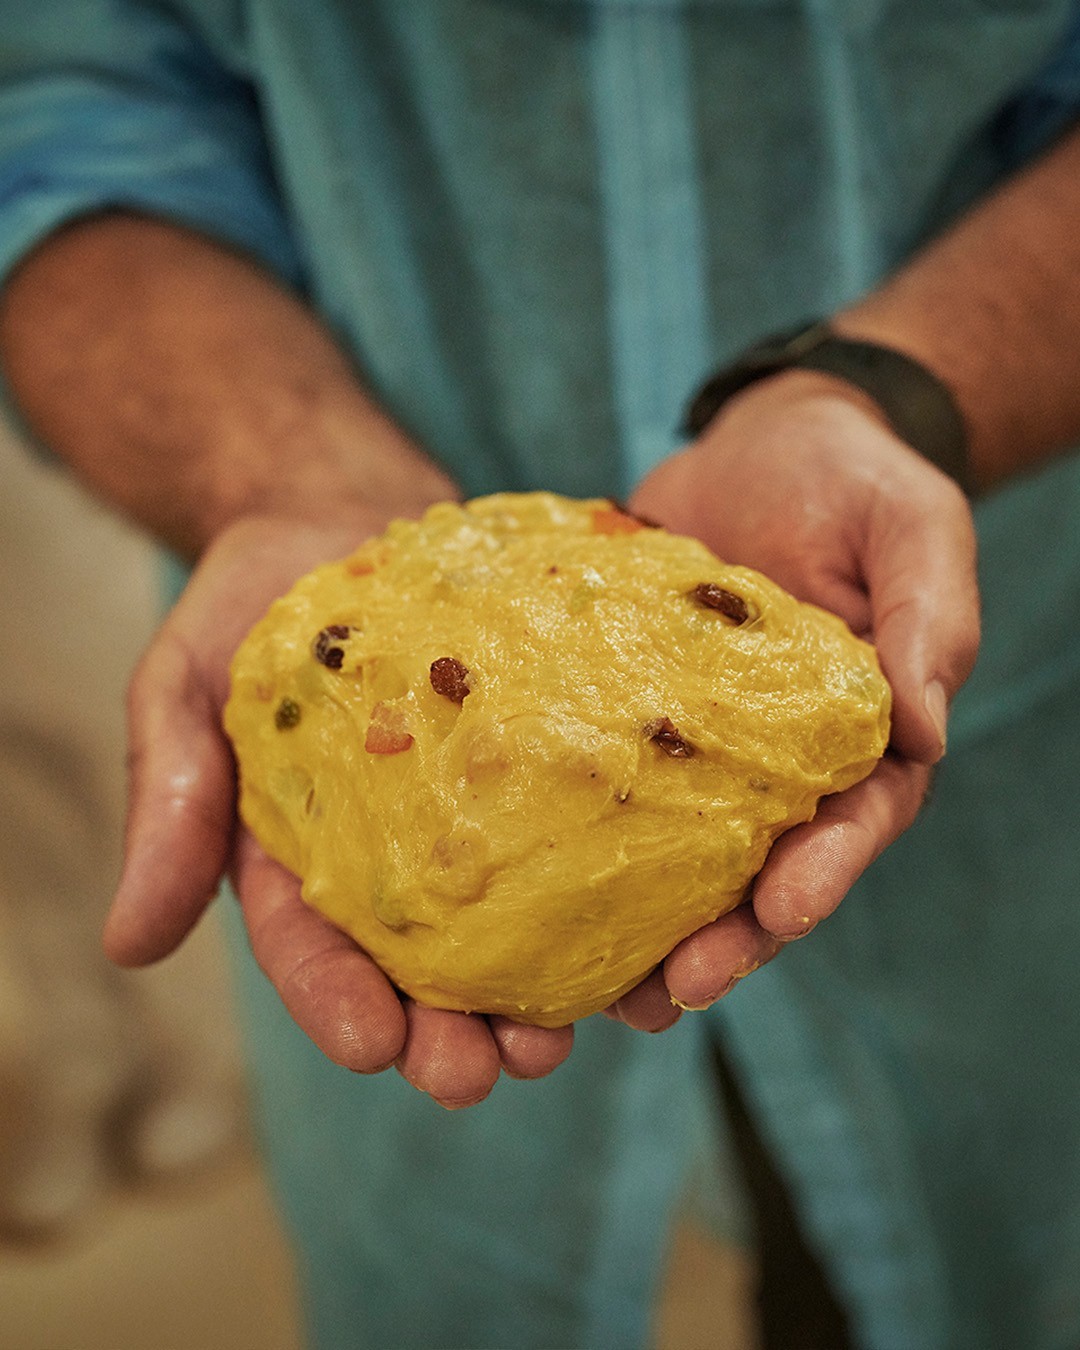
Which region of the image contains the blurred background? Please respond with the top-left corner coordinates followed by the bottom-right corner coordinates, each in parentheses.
top-left (0, 415), bottom-right (302, 1350)
top-left (0, 415), bottom-right (755, 1350)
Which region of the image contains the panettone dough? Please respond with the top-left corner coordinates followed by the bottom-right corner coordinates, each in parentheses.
top-left (224, 493), bottom-right (890, 1026)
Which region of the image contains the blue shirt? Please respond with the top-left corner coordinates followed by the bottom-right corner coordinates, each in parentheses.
top-left (3, 5), bottom-right (1080, 1347)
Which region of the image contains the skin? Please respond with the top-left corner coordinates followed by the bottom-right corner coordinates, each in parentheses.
top-left (2, 124), bottom-right (1079, 1104)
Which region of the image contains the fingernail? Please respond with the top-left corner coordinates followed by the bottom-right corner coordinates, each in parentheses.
top-left (438, 1093), bottom-right (490, 1111)
top-left (774, 917), bottom-right (816, 943)
top-left (717, 962), bottom-right (762, 996)
top-left (710, 973), bottom-right (744, 1002)
top-left (924, 679), bottom-right (948, 756)
top-left (670, 963), bottom-right (760, 1011)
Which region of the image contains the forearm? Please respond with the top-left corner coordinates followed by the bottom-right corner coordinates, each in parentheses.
top-left (0, 213), bottom-right (456, 559)
top-left (834, 122), bottom-right (1080, 491)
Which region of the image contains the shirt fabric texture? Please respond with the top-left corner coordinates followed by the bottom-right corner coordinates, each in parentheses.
top-left (2, 3), bottom-right (1079, 1347)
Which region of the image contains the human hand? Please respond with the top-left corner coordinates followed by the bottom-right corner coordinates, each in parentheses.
top-left (103, 514), bottom-right (573, 1108)
top-left (608, 369), bottom-right (980, 1031)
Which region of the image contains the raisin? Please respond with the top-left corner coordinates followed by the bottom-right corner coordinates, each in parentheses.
top-left (313, 624), bottom-right (355, 669)
top-left (429, 657), bottom-right (471, 703)
top-left (689, 582), bottom-right (751, 625)
top-left (644, 716), bottom-right (695, 758)
top-left (274, 697), bottom-right (302, 730)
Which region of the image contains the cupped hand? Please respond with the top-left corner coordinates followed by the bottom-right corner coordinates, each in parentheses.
top-left (103, 513), bottom-right (573, 1107)
top-left (610, 369), bottom-right (980, 1030)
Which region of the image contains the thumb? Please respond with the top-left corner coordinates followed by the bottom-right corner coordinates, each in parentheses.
top-left (104, 627), bottom-right (236, 965)
top-left (864, 477), bottom-right (980, 764)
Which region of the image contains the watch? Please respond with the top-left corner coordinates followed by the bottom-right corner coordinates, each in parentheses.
top-left (683, 319), bottom-right (971, 492)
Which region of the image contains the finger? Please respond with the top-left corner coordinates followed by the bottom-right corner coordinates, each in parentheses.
top-left (609, 967), bottom-right (683, 1032)
top-left (865, 474), bottom-right (980, 764)
top-left (395, 1003), bottom-right (502, 1109)
top-left (664, 904), bottom-right (782, 1011)
top-left (751, 755), bottom-right (931, 939)
top-left (104, 628), bottom-right (236, 966)
top-left (105, 515), bottom-right (387, 967)
top-left (489, 1017), bottom-right (574, 1079)
top-left (235, 832), bottom-right (407, 1073)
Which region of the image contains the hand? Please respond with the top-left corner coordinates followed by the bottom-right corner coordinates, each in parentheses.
top-left (608, 369), bottom-right (980, 1031)
top-left (103, 514), bottom-right (573, 1108)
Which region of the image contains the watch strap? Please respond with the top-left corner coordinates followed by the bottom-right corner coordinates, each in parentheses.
top-left (684, 321), bottom-right (971, 492)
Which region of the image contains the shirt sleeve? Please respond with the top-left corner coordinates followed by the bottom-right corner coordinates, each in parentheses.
top-left (0, 0), bottom-right (304, 289)
top-left (994, 4), bottom-right (1080, 167)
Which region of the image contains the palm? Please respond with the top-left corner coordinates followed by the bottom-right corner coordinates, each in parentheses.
top-left (606, 381), bottom-right (978, 1029)
top-left (105, 514), bottom-right (573, 1107)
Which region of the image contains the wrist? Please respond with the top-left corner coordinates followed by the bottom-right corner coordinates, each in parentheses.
top-left (686, 320), bottom-right (971, 492)
top-left (829, 306), bottom-right (982, 479)
top-left (199, 399), bottom-right (458, 555)
top-left (720, 365), bottom-right (896, 431)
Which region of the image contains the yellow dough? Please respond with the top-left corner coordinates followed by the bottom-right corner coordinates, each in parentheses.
top-left (224, 493), bottom-right (890, 1026)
